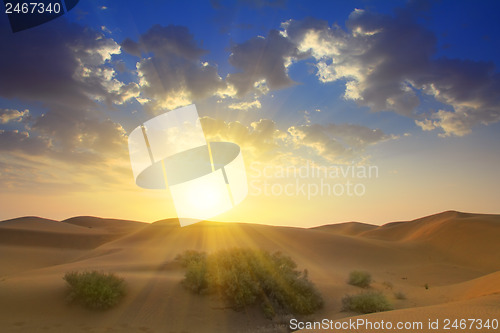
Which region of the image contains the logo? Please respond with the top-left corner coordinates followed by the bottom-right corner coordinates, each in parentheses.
top-left (128, 104), bottom-right (248, 226)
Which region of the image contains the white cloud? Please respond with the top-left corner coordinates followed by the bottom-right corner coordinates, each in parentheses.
top-left (415, 119), bottom-right (436, 132)
top-left (418, 110), bottom-right (472, 137)
top-left (228, 99), bottom-right (262, 111)
top-left (0, 109), bottom-right (29, 124)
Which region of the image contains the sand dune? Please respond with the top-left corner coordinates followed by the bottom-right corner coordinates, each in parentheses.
top-left (447, 271), bottom-right (500, 300)
top-left (358, 211), bottom-right (500, 270)
top-left (62, 216), bottom-right (147, 234)
top-left (311, 221), bottom-right (377, 236)
top-left (0, 211), bottom-right (498, 332)
top-left (0, 216), bottom-right (96, 233)
top-left (0, 216), bottom-right (144, 250)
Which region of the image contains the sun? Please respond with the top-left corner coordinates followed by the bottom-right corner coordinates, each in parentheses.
top-left (169, 169), bottom-right (234, 224)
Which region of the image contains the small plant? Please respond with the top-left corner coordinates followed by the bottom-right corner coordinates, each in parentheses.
top-left (394, 291), bottom-right (406, 300)
top-left (63, 271), bottom-right (126, 310)
top-left (382, 281), bottom-right (393, 290)
top-left (348, 270), bottom-right (372, 288)
top-left (424, 283), bottom-right (429, 290)
top-left (342, 291), bottom-right (393, 314)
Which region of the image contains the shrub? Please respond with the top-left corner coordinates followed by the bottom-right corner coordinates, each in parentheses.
top-left (63, 271), bottom-right (126, 310)
top-left (182, 259), bottom-right (208, 294)
top-left (178, 248), bottom-right (323, 318)
top-left (342, 291), bottom-right (393, 314)
top-left (175, 249), bottom-right (206, 268)
top-left (348, 270), bottom-right (372, 288)
top-left (382, 281), bottom-right (393, 290)
top-left (394, 291), bottom-right (406, 300)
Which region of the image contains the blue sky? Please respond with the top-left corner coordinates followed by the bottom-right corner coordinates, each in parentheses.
top-left (0, 0), bottom-right (499, 225)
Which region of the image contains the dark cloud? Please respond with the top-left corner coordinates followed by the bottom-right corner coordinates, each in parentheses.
top-left (0, 19), bottom-right (90, 106)
top-left (282, 7), bottom-right (500, 136)
top-left (0, 130), bottom-right (49, 155)
top-left (0, 107), bottom-right (126, 164)
top-left (0, 18), bottom-right (130, 162)
top-left (0, 17), bottom-right (131, 106)
top-left (227, 29), bottom-right (305, 97)
top-left (32, 104), bottom-right (126, 156)
top-left (122, 25), bottom-right (206, 59)
top-left (122, 25), bottom-right (226, 112)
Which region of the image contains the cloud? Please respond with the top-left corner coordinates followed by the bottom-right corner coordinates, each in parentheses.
top-left (0, 146), bottom-right (133, 194)
top-left (226, 29), bottom-right (306, 97)
top-left (287, 123), bottom-right (394, 163)
top-left (122, 24), bottom-right (205, 59)
top-left (0, 18), bottom-right (130, 163)
top-left (0, 130), bottom-right (49, 155)
top-left (0, 17), bottom-right (134, 108)
top-left (228, 100), bottom-right (262, 111)
top-left (0, 109), bottom-right (29, 124)
top-left (415, 118), bottom-right (436, 132)
top-left (201, 116), bottom-right (286, 161)
top-left (0, 111), bottom-right (127, 164)
top-left (415, 58), bottom-right (500, 136)
top-left (69, 29), bottom-right (141, 106)
top-left (0, 113), bottom-right (130, 194)
top-left (30, 104), bottom-right (127, 159)
top-left (282, 11), bottom-right (432, 116)
top-left (201, 116), bottom-right (393, 164)
top-left (282, 7), bottom-right (500, 136)
top-left (122, 25), bottom-right (227, 113)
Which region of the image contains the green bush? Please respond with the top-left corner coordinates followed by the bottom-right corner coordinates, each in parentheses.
top-left (63, 271), bottom-right (126, 310)
top-left (175, 250), bottom-right (207, 268)
top-left (348, 270), bottom-right (372, 288)
top-left (182, 260), bottom-right (208, 294)
top-left (178, 248), bottom-right (323, 318)
top-left (342, 291), bottom-right (393, 314)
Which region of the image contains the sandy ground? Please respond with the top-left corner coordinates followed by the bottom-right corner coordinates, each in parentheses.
top-left (0, 211), bottom-right (498, 332)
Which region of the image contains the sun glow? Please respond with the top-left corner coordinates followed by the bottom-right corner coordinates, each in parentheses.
top-left (186, 179), bottom-right (225, 212)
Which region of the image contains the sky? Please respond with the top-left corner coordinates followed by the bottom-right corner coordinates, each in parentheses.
top-left (0, 0), bottom-right (499, 227)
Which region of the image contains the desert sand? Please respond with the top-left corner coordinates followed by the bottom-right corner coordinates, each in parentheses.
top-left (0, 211), bottom-right (499, 332)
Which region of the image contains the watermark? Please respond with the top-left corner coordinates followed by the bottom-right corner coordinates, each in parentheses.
top-left (290, 318), bottom-right (423, 331)
top-left (5, 1), bottom-right (81, 33)
top-left (248, 161), bottom-right (379, 200)
top-left (289, 317), bottom-right (499, 331)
